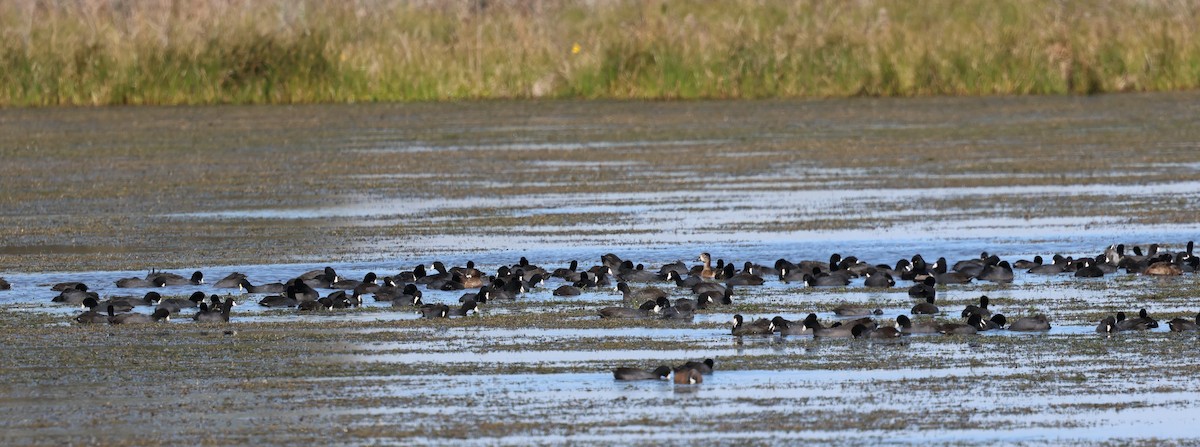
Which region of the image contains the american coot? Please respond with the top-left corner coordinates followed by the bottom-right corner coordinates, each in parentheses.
top-left (979, 314), bottom-right (1007, 331)
top-left (298, 297), bottom-right (334, 312)
top-left (961, 296), bottom-right (992, 319)
top-left (419, 303), bottom-right (450, 319)
top-left (613, 366), bottom-right (671, 381)
top-left (239, 278), bottom-right (285, 294)
top-left (259, 294), bottom-right (299, 308)
top-left (1096, 316), bottom-right (1118, 333)
top-left (863, 272), bottom-right (895, 288)
top-left (938, 314), bottom-right (984, 335)
top-left (599, 300), bottom-right (658, 319)
top-left (896, 315), bottom-right (938, 334)
top-left (115, 276), bottom-right (167, 288)
top-left (832, 305), bottom-right (883, 317)
top-left (194, 298), bottom-right (233, 323)
top-left (1116, 309), bottom-right (1158, 331)
top-left (149, 271), bottom-right (205, 286)
top-left (911, 296), bottom-right (938, 315)
top-left (680, 359), bottom-right (715, 375)
top-left (108, 306), bottom-right (170, 324)
top-left (616, 282), bottom-right (669, 302)
top-left (731, 314), bottom-right (774, 336)
top-left (1008, 315), bottom-right (1051, 331)
top-left (213, 272), bottom-right (248, 288)
top-left (74, 297), bottom-right (107, 324)
top-left (0, 277), bottom-right (10, 290)
top-left (696, 286), bottom-right (733, 308)
top-left (908, 277), bottom-right (936, 298)
top-left (852, 323), bottom-right (901, 339)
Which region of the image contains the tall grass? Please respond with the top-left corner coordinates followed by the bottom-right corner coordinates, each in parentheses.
top-left (2, 0), bottom-right (1199, 105)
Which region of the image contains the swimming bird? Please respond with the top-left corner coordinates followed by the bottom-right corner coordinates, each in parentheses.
top-left (148, 271), bottom-right (205, 286)
top-left (115, 275), bottom-right (167, 288)
top-left (1116, 309), bottom-right (1158, 331)
top-left (1168, 313), bottom-right (1200, 332)
top-left (852, 323), bottom-right (901, 339)
top-left (1096, 316), bottom-right (1118, 333)
top-left (613, 366), bottom-right (671, 381)
top-left (863, 272), bottom-right (895, 288)
top-left (108, 306), bottom-right (170, 324)
top-left (259, 294), bottom-right (299, 308)
top-left (938, 314), bottom-right (984, 335)
top-left (599, 300), bottom-right (658, 319)
top-left (617, 282), bottom-right (669, 302)
top-left (977, 261), bottom-right (1014, 283)
top-left (907, 277), bottom-right (936, 299)
top-left (696, 286), bottom-right (733, 308)
top-left (961, 295), bottom-right (992, 319)
top-left (698, 253), bottom-right (716, 279)
top-left (298, 297), bottom-right (334, 311)
top-left (731, 314), bottom-right (774, 336)
top-left (212, 272), bottom-right (248, 288)
top-left (238, 278), bottom-right (285, 294)
top-left (157, 292), bottom-right (205, 313)
top-left (194, 298), bottom-right (233, 323)
top-left (1008, 315), bottom-right (1051, 331)
top-left (673, 367), bottom-right (703, 385)
top-left (680, 359), bottom-right (715, 375)
top-left (832, 305), bottom-right (883, 317)
top-left (896, 315), bottom-right (938, 334)
top-left (911, 296), bottom-right (938, 315)
top-left (419, 303), bottom-right (450, 319)
top-left (0, 277), bottom-right (10, 290)
top-left (74, 297), bottom-right (108, 324)
top-left (449, 300), bottom-right (478, 317)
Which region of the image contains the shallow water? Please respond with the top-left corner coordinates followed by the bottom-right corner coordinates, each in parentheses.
top-left (3, 95), bottom-right (1200, 445)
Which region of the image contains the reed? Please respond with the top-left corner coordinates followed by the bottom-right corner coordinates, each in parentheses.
top-left (2, 0), bottom-right (1199, 105)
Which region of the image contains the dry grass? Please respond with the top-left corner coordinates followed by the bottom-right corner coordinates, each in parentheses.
top-left (3, 0), bottom-right (1200, 105)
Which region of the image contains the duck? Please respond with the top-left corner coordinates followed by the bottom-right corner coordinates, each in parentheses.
top-left (863, 272), bottom-right (895, 288)
top-left (212, 272), bottom-right (248, 288)
top-left (697, 253), bottom-right (716, 280)
top-left (911, 296), bottom-right (938, 315)
top-left (938, 314), bottom-right (984, 335)
top-left (613, 365), bottom-right (671, 381)
top-left (673, 367), bottom-right (703, 385)
top-left (1008, 315), bottom-right (1051, 331)
top-left (680, 359), bottom-right (715, 374)
top-left (961, 296), bottom-right (992, 319)
top-left (1144, 261), bottom-right (1183, 276)
top-left (896, 315), bottom-right (939, 334)
top-left (74, 297), bottom-right (108, 324)
top-left (1168, 312), bottom-right (1200, 332)
top-left (108, 306), bottom-right (171, 324)
top-left (1116, 309), bottom-right (1158, 331)
top-left (730, 314), bottom-right (775, 336)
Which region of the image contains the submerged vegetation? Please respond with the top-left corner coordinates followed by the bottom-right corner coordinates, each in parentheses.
top-left (2, 0), bottom-right (1200, 105)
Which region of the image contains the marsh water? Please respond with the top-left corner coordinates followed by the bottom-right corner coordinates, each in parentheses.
top-left (2, 94), bottom-right (1200, 445)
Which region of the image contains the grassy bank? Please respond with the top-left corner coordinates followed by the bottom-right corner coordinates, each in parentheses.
top-left (2, 0), bottom-right (1199, 105)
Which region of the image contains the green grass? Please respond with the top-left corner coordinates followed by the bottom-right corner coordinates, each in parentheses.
top-left (3, 0), bottom-right (1200, 105)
